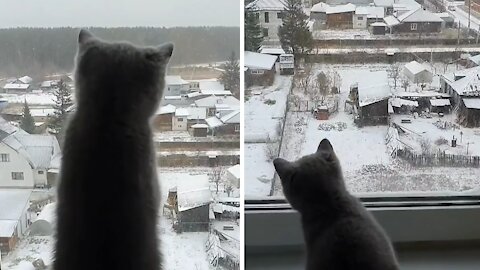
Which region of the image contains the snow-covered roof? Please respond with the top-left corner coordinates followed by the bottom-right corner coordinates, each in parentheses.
top-left (3, 83), bottom-right (30, 90)
top-left (469, 54), bottom-right (480, 65)
top-left (18, 76), bottom-right (33, 84)
top-left (430, 99), bottom-right (451, 107)
top-left (0, 189), bottom-right (31, 221)
top-left (398, 8), bottom-right (443, 23)
top-left (212, 203), bottom-right (240, 214)
top-left (175, 108), bottom-right (190, 117)
top-left (404, 61), bottom-right (429, 75)
top-left (157, 104), bottom-right (176, 114)
top-left (40, 80), bottom-right (56, 88)
top-left (191, 123), bottom-right (209, 128)
top-left (384, 15), bottom-right (400, 26)
top-left (436, 12), bottom-right (451, 18)
top-left (1, 93), bottom-right (55, 105)
top-left (195, 95), bottom-right (240, 108)
top-left (206, 116), bottom-right (224, 128)
top-left (311, 2), bottom-right (329, 13)
top-left (393, 91), bottom-right (450, 98)
top-left (177, 188), bottom-right (211, 212)
top-left (37, 202), bottom-right (56, 223)
top-left (355, 6), bottom-right (369, 15)
top-left (0, 220), bottom-right (18, 237)
top-left (326, 3), bottom-right (356, 14)
top-left (164, 95), bottom-right (182, 100)
top-left (220, 110), bottom-right (240, 124)
top-left (443, 66), bottom-right (480, 96)
top-left (259, 46), bottom-right (286, 55)
top-left (374, 0), bottom-right (393, 6)
top-left (227, 164), bottom-right (240, 180)
top-left (166, 75), bottom-right (189, 85)
top-left (355, 70), bottom-right (391, 107)
top-left (246, 0), bottom-right (286, 11)
top-left (365, 6), bottom-right (385, 19)
top-left (390, 97), bottom-right (418, 107)
top-left (463, 98), bottom-right (480, 109)
top-left (201, 90), bottom-right (232, 96)
top-left (244, 51), bottom-right (277, 70)
top-left (30, 108), bottom-right (55, 117)
top-left (187, 107), bottom-right (207, 120)
top-left (371, 22), bottom-right (387, 27)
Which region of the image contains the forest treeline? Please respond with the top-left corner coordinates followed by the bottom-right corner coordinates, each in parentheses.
top-left (0, 27), bottom-right (240, 78)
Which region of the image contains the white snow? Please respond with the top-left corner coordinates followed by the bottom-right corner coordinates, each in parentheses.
top-left (157, 104), bottom-right (176, 114)
top-left (0, 220), bottom-right (17, 237)
top-left (404, 61), bottom-right (429, 75)
top-left (246, 0), bottom-right (286, 11)
top-left (391, 97), bottom-right (419, 107)
top-left (430, 99), bottom-right (451, 107)
top-left (326, 3), bottom-right (356, 14)
top-left (259, 47), bottom-right (286, 55)
top-left (166, 75), bottom-right (189, 85)
top-left (244, 51), bottom-right (277, 70)
top-left (0, 190), bottom-right (32, 220)
top-left (227, 164), bottom-right (240, 180)
top-left (311, 2), bottom-right (329, 13)
top-left (1, 93), bottom-right (55, 105)
top-left (175, 108), bottom-right (189, 117)
top-left (463, 98), bottom-right (480, 109)
top-left (3, 83), bottom-right (30, 90)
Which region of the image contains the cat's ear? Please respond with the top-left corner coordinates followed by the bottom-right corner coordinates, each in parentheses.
top-left (317, 139), bottom-right (335, 161)
top-left (145, 43), bottom-right (174, 63)
top-left (273, 158), bottom-right (295, 179)
top-left (78, 29), bottom-right (94, 45)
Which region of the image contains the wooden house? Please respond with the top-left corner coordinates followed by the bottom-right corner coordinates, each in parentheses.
top-left (326, 4), bottom-right (356, 29)
top-left (384, 8), bottom-right (443, 34)
top-left (0, 190), bottom-right (32, 255)
top-left (244, 51), bottom-right (277, 87)
top-left (154, 104), bottom-right (176, 131)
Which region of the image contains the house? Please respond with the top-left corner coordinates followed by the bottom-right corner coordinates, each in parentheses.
top-left (350, 70), bottom-right (391, 125)
top-left (468, 54), bottom-right (480, 67)
top-left (164, 175), bottom-right (212, 232)
top-left (226, 164), bottom-right (240, 189)
top-left (384, 8), bottom-right (443, 34)
top-left (0, 189), bottom-right (32, 255)
top-left (190, 124), bottom-right (209, 137)
top-left (165, 75), bottom-right (190, 96)
top-left (403, 61), bottom-right (433, 84)
top-left (154, 104), bottom-right (176, 131)
top-left (3, 83), bottom-right (30, 93)
top-left (326, 3), bottom-right (356, 29)
top-left (206, 110), bottom-right (240, 136)
top-left (259, 46), bottom-right (285, 58)
top-left (246, 0), bottom-right (287, 40)
top-left (172, 108), bottom-right (190, 131)
top-left (186, 107), bottom-right (207, 127)
top-left (244, 51), bottom-right (278, 87)
top-left (195, 95), bottom-right (240, 116)
top-left (429, 98), bottom-right (451, 113)
top-left (353, 6), bottom-right (369, 29)
top-left (390, 97), bottom-right (419, 114)
top-left (441, 66), bottom-right (480, 126)
top-left (0, 118), bottom-right (61, 188)
top-left (310, 2), bottom-right (329, 29)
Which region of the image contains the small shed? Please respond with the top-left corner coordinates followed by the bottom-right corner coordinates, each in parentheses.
top-left (429, 98), bottom-right (451, 113)
top-left (459, 98), bottom-right (480, 127)
top-left (191, 123), bottom-right (208, 137)
top-left (390, 97), bottom-right (419, 114)
top-left (30, 203), bottom-right (56, 236)
top-left (404, 61), bottom-right (433, 84)
top-left (176, 188), bottom-right (212, 232)
top-left (314, 106), bottom-right (330, 120)
top-left (370, 22), bottom-right (387, 35)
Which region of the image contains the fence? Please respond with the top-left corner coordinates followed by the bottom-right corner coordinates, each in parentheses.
top-left (397, 148), bottom-right (480, 168)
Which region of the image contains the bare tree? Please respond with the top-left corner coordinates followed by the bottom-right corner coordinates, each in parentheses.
top-left (389, 63), bottom-right (401, 89)
top-left (296, 63), bottom-right (314, 94)
top-left (211, 166), bottom-right (225, 194)
top-left (225, 184), bottom-right (234, 197)
top-left (402, 78), bottom-right (410, 91)
top-left (265, 136), bottom-right (279, 161)
top-left (312, 71), bottom-right (332, 104)
top-left (331, 70), bottom-right (342, 94)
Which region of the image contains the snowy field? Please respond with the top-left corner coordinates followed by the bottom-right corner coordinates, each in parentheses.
top-left (243, 63), bottom-right (480, 197)
top-left (1, 168), bottom-right (233, 270)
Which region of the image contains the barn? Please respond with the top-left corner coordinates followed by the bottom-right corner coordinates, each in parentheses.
top-left (403, 61), bottom-right (433, 84)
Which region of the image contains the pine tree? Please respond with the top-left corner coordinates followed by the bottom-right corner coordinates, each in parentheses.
top-left (49, 79), bottom-right (73, 135)
top-left (278, 0), bottom-right (314, 56)
top-left (245, 7), bottom-right (264, 52)
top-left (20, 101), bottom-right (36, 134)
top-left (220, 52), bottom-right (240, 99)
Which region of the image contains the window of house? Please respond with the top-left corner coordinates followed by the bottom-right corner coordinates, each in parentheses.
top-left (234, 125), bottom-right (240, 132)
top-left (12, 172), bottom-right (24, 180)
top-left (251, 69), bottom-right (265, 75)
top-left (177, 117), bottom-right (183, 121)
top-left (277, 12), bottom-right (283, 19)
top-left (264, 12), bottom-right (269, 23)
top-left (262, 28), bottom-right (269, 37)
top-left (358, 16), bottom-right (363, 20)
top-left (1, 153), bottom-right (10, 162)
top-left (38, 170), bottom-right (44, 174)
top-left (411, 23), bottom-right (417, 30)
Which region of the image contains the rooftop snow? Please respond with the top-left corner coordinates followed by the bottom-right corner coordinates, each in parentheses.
top-left (246, 0), bottom-right (286, 11)
top-left (244, 51), bottom-right (277, 70)
top-left (166, 75), bottom-right (189, 85)
top-left (187, 107), bottom-right (207, 120)
top-left (18, 76), bottom-right (33, 84)
top-left (404, 60), bottom-right (429, 75)
top-left (175, 108), bottom-right (190, 117)
top-left (354, 70), bottom-right (391, 107)
top-left (390, 97), bottom-right (418, 107)
top-left (443, 66), bottom-right (480, 96)
top-left (2, 133), bottom-right (60, 169)
top-left (1, 93), bottom-right (55, 105)
top-left (205, 116), bottom-right (224, 128)
top-left (177, 188), bottom-right (212, 212)
top-left (393, 91), bottom-right (450, 98)
top-left (157, 104), bottom-right (176, 114)
top-left (259, 47), bottom-right (286, 55)
top-left (311, 2), bottom-right (329, 12)
top-left (384, 15), bottom-right (400, 26)
top-left (371, 22), bottom-right (387, 26)
top-left (0, 189), bottom-right (32, 220)
top-left (220, 110), bottom-right (240, 124)
top-left (463, 98), bottom-right (480, 109)
top-left (0, 220), bottom-right (17, 237)
top-left (37, 202), bottom-right (56, 223)
top-left (398, 8), bottom-right (443, 23)
top-left (195, 95), bottom-right (239, 108)
top-left (326, 3), bottom-right (356, 14)
top-left (193, 79), bottom-right (226, 92)
top-left (3, 83), bottom-right (30, 90)
top-left (191, 123), bottom-right (208, 128)
top-left (430, 99), bottom-right (451, 106)
top-left (469, 54), bottom-right (480, 65)
top-left (227, 164), bottom-right (240, 180)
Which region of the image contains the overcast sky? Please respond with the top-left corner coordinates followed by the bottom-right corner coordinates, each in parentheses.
top-left (0, 0), bottom-right (240, 28)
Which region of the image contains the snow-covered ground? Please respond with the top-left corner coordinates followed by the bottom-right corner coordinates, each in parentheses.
top-left (1, 168), bottom-right (236, 270)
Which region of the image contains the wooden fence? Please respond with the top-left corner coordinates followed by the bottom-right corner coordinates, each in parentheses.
top-left (397, 148), bottom-right (480, 168)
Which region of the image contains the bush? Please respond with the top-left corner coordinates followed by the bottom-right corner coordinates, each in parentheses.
top-left (435, 136), bottom-right (448, 146)
top-left (264, 99), bottom-right (276, 105)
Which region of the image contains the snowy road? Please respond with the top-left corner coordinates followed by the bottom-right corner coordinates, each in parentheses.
top-left (449, 6), bottom-right (480, 31)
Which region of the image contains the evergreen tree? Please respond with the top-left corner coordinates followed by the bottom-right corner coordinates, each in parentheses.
top-left (49, 79), bottom-right (73, 135)
top-left (220, 52), bottom-right (240, 99)
top-left (278, 0), bottom-right (314, 56)
top-left (20, 101), bottom-right (35, 134)
top-left (245, 7), bottom-right (264, 52)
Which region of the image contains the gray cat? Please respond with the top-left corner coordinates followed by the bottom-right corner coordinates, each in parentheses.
top-left (274, 139), bottom-right (399, 270)
top-left (54, 29), bottom-right (173, 270)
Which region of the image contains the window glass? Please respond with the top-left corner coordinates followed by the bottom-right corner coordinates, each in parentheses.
top-left (0, 1), bottom-right (240, 269)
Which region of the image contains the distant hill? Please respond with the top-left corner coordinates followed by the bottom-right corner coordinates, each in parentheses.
top-left (0, 27), bottom-right (240, 78)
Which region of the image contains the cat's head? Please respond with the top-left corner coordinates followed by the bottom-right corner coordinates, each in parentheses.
top-left (273, 139), bottom-right (344, 211)
top-left (74, 29), bottom-right (174, 118)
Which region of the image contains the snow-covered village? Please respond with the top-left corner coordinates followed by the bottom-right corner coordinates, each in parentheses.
top-left (245, 0), bottom-right (480, 197)
top-left (0, 37), bottom-right (240, 270)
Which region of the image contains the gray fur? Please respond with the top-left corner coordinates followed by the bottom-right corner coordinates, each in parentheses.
top-left (274, 139), bottom-right (399, 270)
top-left (54, 29), bottom-right (173, 270)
